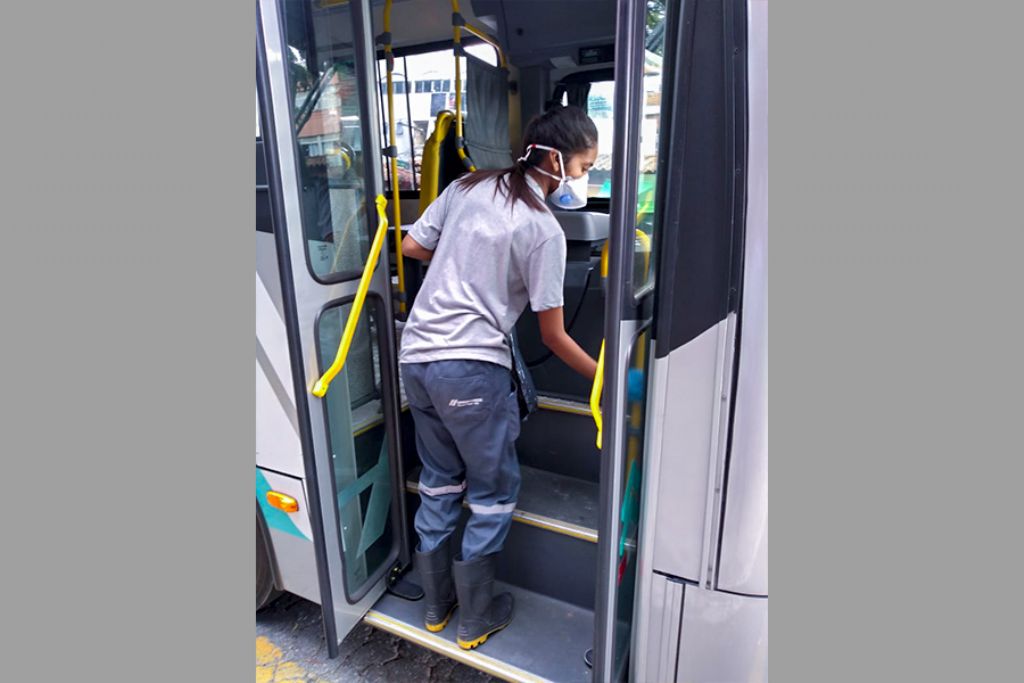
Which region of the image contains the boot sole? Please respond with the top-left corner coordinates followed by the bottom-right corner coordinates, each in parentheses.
top-left (424, 603), bottom-right (457, 633)
top-left (456, 616), bottom-right (513, 650)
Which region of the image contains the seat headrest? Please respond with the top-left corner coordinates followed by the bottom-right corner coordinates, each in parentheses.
top-left (550, 210), bottom-right (610, 242)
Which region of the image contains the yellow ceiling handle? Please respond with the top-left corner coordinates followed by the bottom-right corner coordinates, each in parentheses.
top-left (312, 195), bottom-right (389, 398)
top-left (601, 229), bottom-right (651, 285)
top-left (589, 340), bottom-right (606, 449)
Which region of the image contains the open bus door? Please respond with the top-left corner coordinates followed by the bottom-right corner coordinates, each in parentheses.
top-left (257, 0), bottom-right (412, 655)
top-left (586, 0), bottom-right (693, 679)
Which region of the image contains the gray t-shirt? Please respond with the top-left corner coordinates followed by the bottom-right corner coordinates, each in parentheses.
top-left (399, 174), bottom-right (566, 369)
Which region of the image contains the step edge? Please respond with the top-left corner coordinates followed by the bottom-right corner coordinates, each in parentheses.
top-left (363, 609), bottom-right (553, 683)
top-left (535, 395), bottom-right (591, 417)
top-left (353, 401), bottom-right (409, 438)
top-left (404, 481), bottom-right (599, 544)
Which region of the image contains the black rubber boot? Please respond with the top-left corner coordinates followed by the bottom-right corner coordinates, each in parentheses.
top-left (452, 553), bottom-right (515, 650)
top-left (413, 537), bottom-right (457, 632)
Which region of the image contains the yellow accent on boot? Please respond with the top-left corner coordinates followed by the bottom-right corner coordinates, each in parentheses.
top-left (457, 633), bottom-right (490, 650)
top-left (456, 621), bottom-right (510, 650)
top-left (425, 603), bottom-right (457, 633)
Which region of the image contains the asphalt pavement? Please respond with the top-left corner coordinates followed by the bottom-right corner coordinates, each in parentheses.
top-left (256, 593), bottom-right (502, 683)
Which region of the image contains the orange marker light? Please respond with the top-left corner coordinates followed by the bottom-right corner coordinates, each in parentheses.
top-left (266, 491), bottom-right (299, 513)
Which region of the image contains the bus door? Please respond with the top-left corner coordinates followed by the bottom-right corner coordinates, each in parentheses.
top-left (257, 0), bottom-right (410, 655)
top-left (592, 0), bottom-right (672, 680)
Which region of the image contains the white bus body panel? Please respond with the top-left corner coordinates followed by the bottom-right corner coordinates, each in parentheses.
top-left (632, 1), bottom-right (767, 679)
top-left (634, 574), bottom-right (767, 683)
top-left (258, 468), bottom-right (319, 603)
top-left (256, 231), bottom-right (305, 478)
top-left (649, 323), bottom-right (735, 584)
top-left (718, 0), bottom-right (767, 597)
top-left (676, 584), bottom-right (768, 682)
top-left (257, 231), bottom-right (319, 603)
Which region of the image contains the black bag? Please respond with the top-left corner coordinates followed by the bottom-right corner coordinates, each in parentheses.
top-left (507, 328), bottom-right (538, 421)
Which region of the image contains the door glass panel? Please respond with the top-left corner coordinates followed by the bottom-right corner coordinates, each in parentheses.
top-left (586, 80), bottom-right (615, 199)
top-left (612, 329), bottom-right (651, 679)
top-left (281, 0), bottom-right (372, 282)
top-left (374, 45), bottom-right (497, 192)
top-left (633, 1), bottom-right (668, 297)
top-left (317, 299), bottom-right (394, 596)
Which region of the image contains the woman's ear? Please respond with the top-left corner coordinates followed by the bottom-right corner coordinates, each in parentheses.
top-left (548, 149), bottom-right (561, 175)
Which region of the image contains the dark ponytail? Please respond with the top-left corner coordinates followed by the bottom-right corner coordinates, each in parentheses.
top-left (455, 104), bottom-right (598, 212)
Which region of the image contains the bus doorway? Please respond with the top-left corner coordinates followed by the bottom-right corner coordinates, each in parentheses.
top-left (258, 1), bottom-right (765, 682)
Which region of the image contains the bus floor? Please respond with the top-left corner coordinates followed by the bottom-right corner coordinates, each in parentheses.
top-left (256, 593), bottom-right (501, 683)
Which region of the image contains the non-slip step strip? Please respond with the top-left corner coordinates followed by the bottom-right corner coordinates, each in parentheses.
top-left (536, 395), bottom-right (591, 417)
top-left (363, 610), bottom-right (550, 683)
top-left (366, 578), bottom-right (594, 683)
top-left (405, 478), bottom-right (599, 544)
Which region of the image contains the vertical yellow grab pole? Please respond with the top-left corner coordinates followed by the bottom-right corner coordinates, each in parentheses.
top-left (590, 340), bottom-right (606, 449)
top-left (451, 0), bottom-right (476, 171)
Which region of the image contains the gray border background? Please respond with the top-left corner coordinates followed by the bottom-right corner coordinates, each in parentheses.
top-left (772, 1), bottom-right (1023, 681)
top-left (1, 0), bottom-right (254, 679)
top-left (0, 1), bottom-right (1021, 681)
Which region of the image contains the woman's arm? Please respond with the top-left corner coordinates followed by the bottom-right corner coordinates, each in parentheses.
top-left (537, 307), bottom-right (598, 381)
top-left (402, 233), bottom-right (434, 261)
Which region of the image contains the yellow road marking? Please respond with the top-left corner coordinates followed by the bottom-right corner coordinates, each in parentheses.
top-left (256, 635), bottom-right (329, 683)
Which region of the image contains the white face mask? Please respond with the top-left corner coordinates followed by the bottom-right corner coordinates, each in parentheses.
top-left (518, 144), bottom-right (589, 210)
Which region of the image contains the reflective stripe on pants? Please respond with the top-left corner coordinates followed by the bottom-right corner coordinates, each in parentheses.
top-left (402, 359), bottom-right (520, 560)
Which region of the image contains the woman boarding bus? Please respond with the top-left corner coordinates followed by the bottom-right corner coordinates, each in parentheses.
top-left (399, 105), bottom-right (600, 649)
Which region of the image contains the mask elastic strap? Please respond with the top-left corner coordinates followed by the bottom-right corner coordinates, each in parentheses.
top-left (516, 143), bottom-right (566, 182)
top-left (532, 166), bottom-right (562, 183)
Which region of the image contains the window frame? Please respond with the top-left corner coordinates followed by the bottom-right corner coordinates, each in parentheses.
top-left (374, 37), bottom-right (495, 194)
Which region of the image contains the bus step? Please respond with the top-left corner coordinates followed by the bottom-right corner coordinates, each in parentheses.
top-left (366, 578), bottom-right (593, 683)
top-left (405, 463), bottom-right (599, 609)
top-left (536, 395), bottom-right (591, 417)
top-left (406, 464), bottom-right (598, 544)
top-left (515, 407), bottom-right (601, 483)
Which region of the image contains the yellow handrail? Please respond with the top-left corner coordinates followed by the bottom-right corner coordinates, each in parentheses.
top-left (635, 227), bottom-right (651, 276)
top-left (312, 195), bottom-right (389, 398)
top-left (592, 243), bottom-right (609, 447)
top-left (451, 0), bottom-right (476, 171)
top-left (590, 229), bottom-right (652, 448)
top-left (589, 340), bottom-right (606, 449)
top-left (382, 0), bottom-right (407, 314)
top-left (600, 229), bottom-right (651, 280)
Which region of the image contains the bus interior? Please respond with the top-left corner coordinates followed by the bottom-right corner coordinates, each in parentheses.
top-left (382, 4), bottom-right (633, 680)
